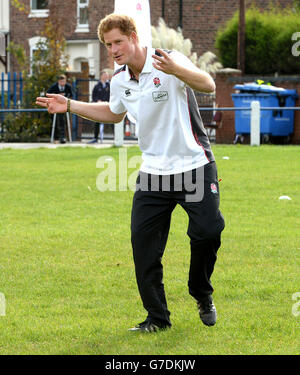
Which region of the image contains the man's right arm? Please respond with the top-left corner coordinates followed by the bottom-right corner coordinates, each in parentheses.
top-left (70, 99), bottom-right (125, 123)
top-left (36, 94), bottom-right (126, 124)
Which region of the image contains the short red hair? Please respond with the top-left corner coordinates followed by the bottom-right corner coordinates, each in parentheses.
top-left (98, 13), bottom-right (138, 44)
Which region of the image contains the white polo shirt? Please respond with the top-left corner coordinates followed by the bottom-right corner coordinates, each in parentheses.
top-left (109, 47), bottom-right (215, 175)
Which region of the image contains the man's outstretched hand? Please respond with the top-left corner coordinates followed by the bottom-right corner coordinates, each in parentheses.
top-left (36, 93), bottom-right (68, 114)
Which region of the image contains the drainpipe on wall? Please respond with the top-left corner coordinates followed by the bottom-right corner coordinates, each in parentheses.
top-left (162, 0), bottom-right (165, 19)
top-left (179, 0), bottom-right (183, 29)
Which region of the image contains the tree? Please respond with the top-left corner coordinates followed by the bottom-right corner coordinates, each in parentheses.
top-left (294, 0), bottom-right (300, 11)
top-left (3, 0), bottom-right (70, 141)
top-left (151, 18), bottom-right (222, 75)
top-left (9, 0), bottom-right (69, 105)
top-left (215, 5), bottom-right (300, 74)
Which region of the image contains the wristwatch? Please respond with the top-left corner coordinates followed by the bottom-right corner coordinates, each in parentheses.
top-left (67, 98), bottom-right (71, 113)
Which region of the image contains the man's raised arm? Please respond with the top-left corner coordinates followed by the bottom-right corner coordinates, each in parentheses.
top-left (36, 93), bottom-right (126, 123)
top-left (152, 48), bottom-right (215, 94)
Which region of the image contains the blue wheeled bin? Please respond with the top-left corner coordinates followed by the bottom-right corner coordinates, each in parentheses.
top-left (231, 83), bottom-right (298, 143)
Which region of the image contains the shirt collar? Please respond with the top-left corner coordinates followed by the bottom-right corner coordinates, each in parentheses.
top-left (141, 47), bottom-right (154, 74)
top-left (124, 47), bottom-right (154, 81)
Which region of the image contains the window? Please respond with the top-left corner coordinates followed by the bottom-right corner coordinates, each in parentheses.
top-left (31, 0), bottom-right (48, 10)
top-left (76, 0), bottom-right (89, 32)
top-left (29, 36), bottom-right (46, 74)
top-left (30, 0), bottom-right (48, 17)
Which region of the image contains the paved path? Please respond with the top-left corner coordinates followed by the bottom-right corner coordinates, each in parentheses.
top-left (0, 140), bottom-right (138, 150)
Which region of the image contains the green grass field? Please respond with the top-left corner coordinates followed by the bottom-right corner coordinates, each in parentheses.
top-left (0, 144), bottom-right (299, 355)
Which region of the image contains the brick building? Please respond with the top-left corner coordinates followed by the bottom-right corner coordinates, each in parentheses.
top-left (7, 0), bottom-right (300, 143)
top-left (0, 0), bottom-right (9, 74)
top-left (9, 0), bottom-right (295, 77)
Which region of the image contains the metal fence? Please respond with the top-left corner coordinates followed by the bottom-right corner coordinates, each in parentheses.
top-left (195, 92), bottom-right (216, 127)
top-left (0, 72), bottom-right (23, 109)
top-left (0, 74), bottom-right (299, 144)
top-left (0, 76), bottom-right (220, 141)
top-left (73, 78), bottom-right (116, 140)
top-left (1, 105), bottom-right (299, 145)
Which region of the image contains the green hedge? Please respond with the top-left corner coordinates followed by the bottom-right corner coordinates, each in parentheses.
top-left (0, 112), bottom-right (52, 142)
top-left (215, 6), bottom-right (300, 74)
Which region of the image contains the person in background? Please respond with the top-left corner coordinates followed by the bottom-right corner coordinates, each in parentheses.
top-left (47, 74), bottom-right (73, 143)
top-left (89, 70), bottom-right (110, 143)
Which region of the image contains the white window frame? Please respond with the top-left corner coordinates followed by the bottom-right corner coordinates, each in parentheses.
top-left (0, 0), bottom-right (10, 32)
top-left (75, 0), bottom-right (89, 33)
top-left (29, 36), bottom-right (46, 74)
top-left (29, 0), bottom-right (49, 18)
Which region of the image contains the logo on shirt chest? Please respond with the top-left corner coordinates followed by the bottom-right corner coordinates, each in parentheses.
top-left (152, 91), bottom-right (169, 102)
top-left (125, 89), bottom-right (132, 97)
top-left (153, 77), bottom-right (161, 88)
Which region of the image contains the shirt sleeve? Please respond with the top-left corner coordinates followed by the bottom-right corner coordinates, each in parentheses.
top-left (171, 50), bottom-right (197, 69)
top-left (109, 78), bottom-right (127, 115)
top-left (170, 50), bottom-right (198, 88)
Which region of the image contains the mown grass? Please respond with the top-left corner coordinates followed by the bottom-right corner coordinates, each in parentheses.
top-left (0, 145), bottom-right (299, 355)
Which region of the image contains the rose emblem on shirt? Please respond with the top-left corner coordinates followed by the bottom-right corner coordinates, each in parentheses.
top-left (153, 77), bottom-right (161, 88)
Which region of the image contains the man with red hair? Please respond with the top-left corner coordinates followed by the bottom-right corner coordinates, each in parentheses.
top-left (37, 13), bottom-right (225, 333)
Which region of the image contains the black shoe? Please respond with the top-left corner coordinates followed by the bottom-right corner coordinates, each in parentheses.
top-left (128, 319), bottom-right (170, 333)
top-left (59, 139), bottom-right (66, 144)
top-left (197, 295), bottom-right (217, 326)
